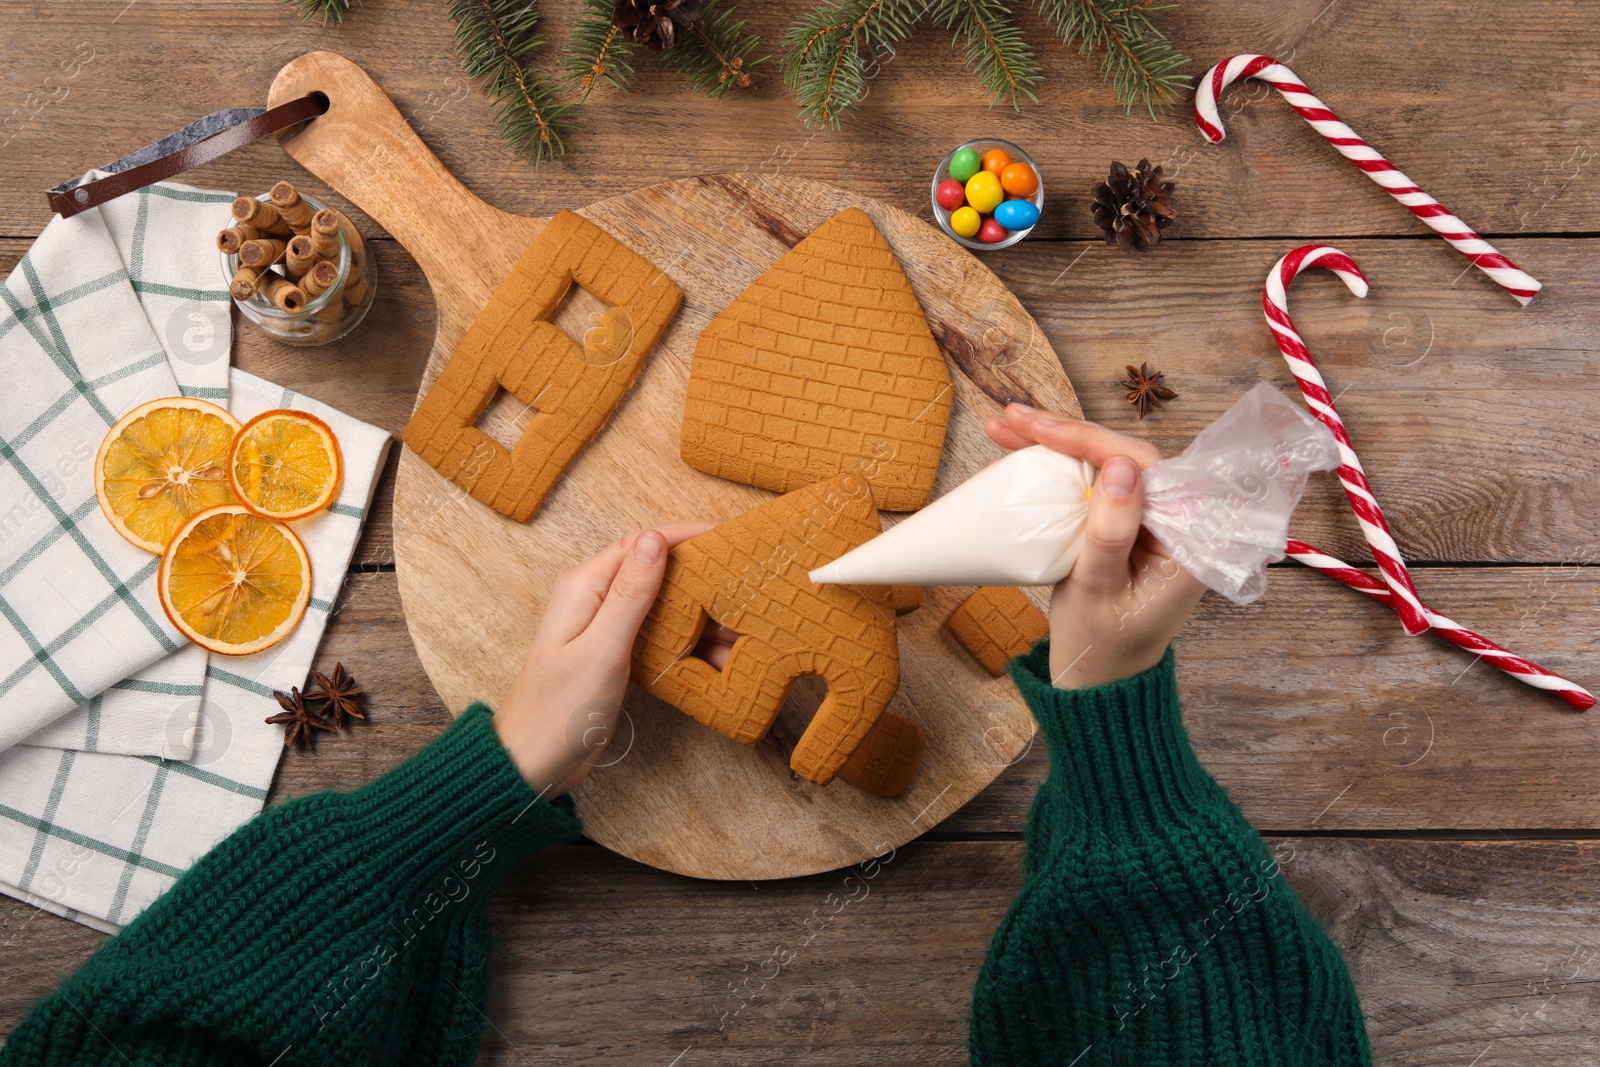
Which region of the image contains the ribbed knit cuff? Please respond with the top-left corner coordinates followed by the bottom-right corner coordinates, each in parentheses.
top-left (345, 702), bottom-right (583, 886)
top-left (1009, 642), bottom-right (1219, 833)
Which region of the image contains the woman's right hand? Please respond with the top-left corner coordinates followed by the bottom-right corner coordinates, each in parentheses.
top-left (985, 404), bottom-right (1206, 691)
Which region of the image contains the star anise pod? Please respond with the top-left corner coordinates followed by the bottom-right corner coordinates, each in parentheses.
top-left (266, 687), bottom-right (336, 749)
top-left (1120, 362), bottom-right (1178, 419)
top-left (307, 663), bottom-right (365, 729)
top-left (1091, 159), bottom-right (1177, 252)
top-left (612, 0), bottom-right (702, 51)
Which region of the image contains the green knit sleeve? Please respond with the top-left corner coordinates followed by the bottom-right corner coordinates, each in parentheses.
top-left (969, 642), bottom-right (1373, 1067)
top-left (0, 703), bottom-right (582, 1067)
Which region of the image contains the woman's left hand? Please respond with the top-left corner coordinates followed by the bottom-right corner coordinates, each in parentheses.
top-left (494, 520), bottom-right (718, 798)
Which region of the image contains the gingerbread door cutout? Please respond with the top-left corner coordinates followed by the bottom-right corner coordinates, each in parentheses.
top-left (679, 208), bottom-right (953, 512)
top-left (631, 473), bottom-right (922, 794)
top-left (403, 210), bottom-right (683, 522)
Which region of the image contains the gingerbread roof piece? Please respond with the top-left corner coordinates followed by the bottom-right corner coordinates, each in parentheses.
top-left (679, 207), bottom-right (953, 512)
top-left (632, 473), bottom-right (920, 791)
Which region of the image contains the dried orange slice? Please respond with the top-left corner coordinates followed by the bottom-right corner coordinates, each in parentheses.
top-left (229, 410), bottom-right (343, 521)
top-left (95, 397), bottom-right (242, 554)
top-left (159, 504), bottom-right (311, 656)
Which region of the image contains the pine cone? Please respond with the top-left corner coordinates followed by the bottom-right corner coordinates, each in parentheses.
top-left (613, 0), bottom-right (702, 51)
top-left (1091, 159), bottom-right (1177, 252)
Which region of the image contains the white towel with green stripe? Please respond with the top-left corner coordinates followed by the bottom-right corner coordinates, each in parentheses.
top-left (0, 180), bottom-right (235, 754)
top-left (0, 367), bottom-right (390, 930)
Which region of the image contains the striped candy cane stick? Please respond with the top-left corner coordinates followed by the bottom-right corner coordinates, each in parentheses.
top-left (1196, 55), bottom-right (1540, 305)
top-left (1286, 539), bottom-right (1596, 711)
top-left (1266, 245), bottom-right (1431, 635)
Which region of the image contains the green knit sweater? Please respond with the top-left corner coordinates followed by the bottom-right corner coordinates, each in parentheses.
top-left (2, 649), bottom-right (1372, 1066)
top-left (0, 704), bottom-right (582, 1066)
top-left (973, 642), bottom-right (1372, 1066)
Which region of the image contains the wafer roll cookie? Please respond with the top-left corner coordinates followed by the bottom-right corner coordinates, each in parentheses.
top-left (231, 196), bottom-right (293, 237)
top-left (258, 275), bottom-right (307, 313)
top-left (284, 235), bottom-right (318, 277)
top-left (300, 259), bottom-right (341, 299)
top-left (309, 210), bottom-right (342, 260)
top-left (239, 239), bottom-right (288, 268)
top-left (269, 181), bottom-right (316, 232)
top-left (229, 264), bottom-right (264, 302)
top-left (342, 275), bottom-right (370, 307)
top-left (216, 224), bottom-right (261, 255)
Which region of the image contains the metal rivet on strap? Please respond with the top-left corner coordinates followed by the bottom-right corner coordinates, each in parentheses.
top-left (74, 188), bottom-right (90, 203)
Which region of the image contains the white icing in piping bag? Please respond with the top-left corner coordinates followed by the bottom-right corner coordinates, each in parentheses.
top-left (809, 383), bottom-right (1340, 605)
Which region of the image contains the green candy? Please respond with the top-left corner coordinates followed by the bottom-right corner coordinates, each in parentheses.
top-left (948, 147), bottom-right (981, 184)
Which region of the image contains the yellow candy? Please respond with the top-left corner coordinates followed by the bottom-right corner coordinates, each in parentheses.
top-left (949, 206), bottom-right (981, 238)
top-left (964, 171), bottom-right (1004, 214)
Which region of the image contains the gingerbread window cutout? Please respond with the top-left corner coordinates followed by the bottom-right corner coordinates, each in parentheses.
top-left (403, 210), bottom-right (683, 522)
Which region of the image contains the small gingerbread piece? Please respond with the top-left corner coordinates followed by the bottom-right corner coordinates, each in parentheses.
top-left (946, 586), bottom-right (1049, 677)
top-left (838, 712), bottom-right (927, 798)
top-left (633, 473), bottom-right (914, 789)
top-left (680, 207), bottom-right (953, 512)
top-left (403, 211), bottom-right (683, 522)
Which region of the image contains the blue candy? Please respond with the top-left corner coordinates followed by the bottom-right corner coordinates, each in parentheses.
top-left (994, 198), bottom-right (1041, 231)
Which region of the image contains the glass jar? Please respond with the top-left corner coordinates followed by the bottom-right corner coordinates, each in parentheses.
top-left (218, 192), bottom-right (376, 346)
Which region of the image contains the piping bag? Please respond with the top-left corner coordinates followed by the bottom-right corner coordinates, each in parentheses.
top-left (809, 383), bottom-right (1340, 605)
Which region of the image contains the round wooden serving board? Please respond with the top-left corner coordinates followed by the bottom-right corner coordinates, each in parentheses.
top-left (271, 52), bottom-right (1081, 880)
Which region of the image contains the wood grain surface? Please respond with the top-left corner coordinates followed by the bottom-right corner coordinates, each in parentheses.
top-left (2, 0), bottom-right (1597, 1062)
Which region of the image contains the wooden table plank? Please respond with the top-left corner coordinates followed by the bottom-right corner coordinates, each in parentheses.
top-left (1, 2), bottom-right (1594, 239)
top-left (5, 232), bottom-right (1589, 569)
top-left (10, 838), bottom-right (1596, 1065)
top-left (281, 567), bottom-right (1598, 833)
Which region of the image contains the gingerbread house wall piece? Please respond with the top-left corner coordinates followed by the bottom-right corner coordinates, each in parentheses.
top-left (631, 473), bottom-right (920, 791)
top-left (679, 208), bottom-right (953, 513)
top-left (402, 210), bottom-right (682, 522)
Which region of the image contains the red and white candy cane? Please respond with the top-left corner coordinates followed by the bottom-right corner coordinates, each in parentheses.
top-left (1197, 55), bottom-right (1541, 306)
top-left (1286, 539), bottom-right (1596, 711)
top-left (1266, 245), bottom-right (1431, 635)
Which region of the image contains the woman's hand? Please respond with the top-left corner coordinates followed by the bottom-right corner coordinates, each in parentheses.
top-left (494, 520), bottom-right (719, 797)
top-left (985, 404), bottom-right (1206, 690)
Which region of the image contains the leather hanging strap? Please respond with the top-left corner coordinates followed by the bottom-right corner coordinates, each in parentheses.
top-left (45, 94), bottom-right (328, 218)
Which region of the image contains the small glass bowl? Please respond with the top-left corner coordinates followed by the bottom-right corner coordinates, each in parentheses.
top-left (218, 192), bottom-right (376, 347)
top-left (930, 138), bottom-right (1044, 252)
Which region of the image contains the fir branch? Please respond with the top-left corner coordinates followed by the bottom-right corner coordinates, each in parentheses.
top-left (661, 0), bottom-right (765, 98)
top-left (561, 0), bottom-right (641, 100)
top-left (933, 0), bottom-right (1041, 110)
top-left (1031, 0), bottom-right (1191, 116)
top-left (448, 0), bottom-right (576, 164)
top-left (780, 0), bottom-right (924, 128)
top-left (280, 0), bottom-right (361, 27)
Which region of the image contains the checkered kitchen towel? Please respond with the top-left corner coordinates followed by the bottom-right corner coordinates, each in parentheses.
top-left (0, 371), bottom-right (391, 931)
top-left (0, 181), bottom-right (235, 756)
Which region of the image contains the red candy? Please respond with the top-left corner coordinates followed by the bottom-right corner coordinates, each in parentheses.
top-left (935, 179), bottom-right (967, 211)
top-left (977, 217), bottom-right (1010, 244)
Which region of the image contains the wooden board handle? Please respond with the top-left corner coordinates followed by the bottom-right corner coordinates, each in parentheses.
top-left (267, 51), bottom-right (535, 294)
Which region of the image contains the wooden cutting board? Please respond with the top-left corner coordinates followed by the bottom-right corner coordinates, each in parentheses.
top-left (269, 51), bottom-right (1081, 880)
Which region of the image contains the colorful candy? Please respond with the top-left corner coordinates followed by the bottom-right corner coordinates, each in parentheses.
top-left (937, 142), bottom-right (1042, 246)
top-left (949, 206), bottom-right (982, 238)
top-left (994, 198), bottom-right (1041, 230)
top-left (999, 162), bottom-right (1038, 196)
top-left (948, 147), bottom-right (982, 184)
top-left (981, 149), bottom-right (1011, 175)
top-left (977, 218), bottom-right (1009, 244)
top-left (936, 179), bottom-right (967, 211)
top-left (964, 171), bottom-right (1004, 213)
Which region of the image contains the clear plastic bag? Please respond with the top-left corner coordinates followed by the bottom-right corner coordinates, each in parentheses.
top-left (809, 382), bottom-right (1338, 604)
top-left (1141, 382), bottom-right (1339, 603)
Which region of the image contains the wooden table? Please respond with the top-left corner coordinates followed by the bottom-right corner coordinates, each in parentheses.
top-left (3, 2), bottom-right (1597, 1063)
